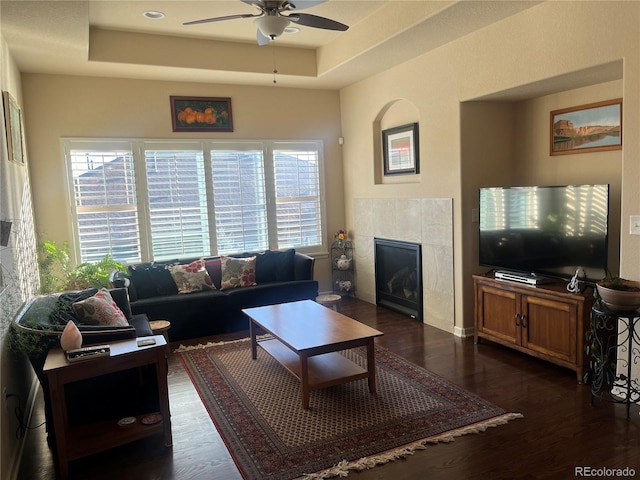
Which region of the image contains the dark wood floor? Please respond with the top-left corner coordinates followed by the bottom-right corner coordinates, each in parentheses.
top-left (17, 297), bottom-right (640, 480)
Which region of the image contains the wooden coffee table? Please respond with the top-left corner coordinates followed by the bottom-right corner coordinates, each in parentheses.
top-left (244, 300), bottom-right (383, 409)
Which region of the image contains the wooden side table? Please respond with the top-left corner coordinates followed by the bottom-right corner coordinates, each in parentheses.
top-left (43, 335), bottom-right (172, 479)
top-left (149, 320), bottom-right (171, 343)
top-left (316, 294), bottom-right (342, 311)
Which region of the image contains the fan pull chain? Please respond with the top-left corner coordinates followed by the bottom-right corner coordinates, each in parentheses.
top-left (272, 46), bottom-right (278, 84)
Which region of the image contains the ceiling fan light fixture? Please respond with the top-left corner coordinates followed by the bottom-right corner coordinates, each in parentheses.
top-left (254, 15), bottom-right (290, 40)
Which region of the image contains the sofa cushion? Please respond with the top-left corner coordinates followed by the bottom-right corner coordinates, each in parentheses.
top-left (72, 288), bottom-right (129, 327)
top-left (50, 288), bottom-right (99, 325)
top-left (128, 261), bottom-right (179, 299)
top-left (168, 259), bottom-right (214, 293)
top-left (221, 256), bottom-right (256, 290)
top-left (131, 289), bottom-right (228, 309)
top-left (205, 257), bottom-right (222, 289)
top-left (225, 280), bottom-right (319, 311)
top-left (253, 249), bottom-right (295, 283)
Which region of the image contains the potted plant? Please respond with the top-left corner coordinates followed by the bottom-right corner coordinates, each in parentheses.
top-left (10, 240), bottom-right (126, 359)
top-left (596, 275), bottom-right (640, 312)
top-left (38, 240), bottom-right (124, 293)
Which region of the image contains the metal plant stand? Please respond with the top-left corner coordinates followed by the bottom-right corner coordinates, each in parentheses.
top-left (331, 240), bottom-right (354, 296)
top-left (587, 300), bottom-right (640, 418)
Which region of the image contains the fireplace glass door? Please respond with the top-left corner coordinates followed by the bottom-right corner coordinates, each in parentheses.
top-left (374, 238), bottom-right (422, 321)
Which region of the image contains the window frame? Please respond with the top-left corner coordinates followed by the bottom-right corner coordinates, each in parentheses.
top-left (62, 138), bottom-right (327, 265)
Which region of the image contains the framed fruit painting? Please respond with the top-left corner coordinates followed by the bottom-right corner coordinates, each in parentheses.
top-left (170, 96), bottom-right (233, 132)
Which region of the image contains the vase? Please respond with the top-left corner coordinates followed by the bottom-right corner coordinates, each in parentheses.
top-left (60, 321), bottom-right (83, 351)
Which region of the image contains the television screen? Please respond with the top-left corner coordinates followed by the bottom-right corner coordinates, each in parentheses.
top-left (479, 184), bottom-right (609, 283)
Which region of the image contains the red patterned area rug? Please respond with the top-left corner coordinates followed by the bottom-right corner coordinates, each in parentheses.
top-left (177, 338), bottom-right (522, 480)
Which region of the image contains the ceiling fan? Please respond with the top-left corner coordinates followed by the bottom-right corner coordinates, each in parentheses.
top-left (184, 0), bottom-right (349, 46)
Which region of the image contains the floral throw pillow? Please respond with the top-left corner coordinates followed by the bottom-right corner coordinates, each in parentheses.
top-left (221, 256), bottom-right (256, 290)
top-left (72, 288), bottom-right (129, 327)
top-left (168, 259), bottom-right (214, 294)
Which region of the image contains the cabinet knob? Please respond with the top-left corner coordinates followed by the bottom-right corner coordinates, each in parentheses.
top-left (521, 314), bottom-right (528, 328)
top-left (514, 313), bottom-right (521, 326)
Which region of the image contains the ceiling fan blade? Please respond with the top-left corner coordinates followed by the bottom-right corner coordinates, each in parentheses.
top-left (287, 13), bottom-right (348, 31)
top-left (241, 0), bottom-right (266, 8)
top-left (184, 13), bottom-right (260, 26)
top-left (257, 29), bottom-right (271, 46)
top-left (288, 0), bottom-right (327, 10)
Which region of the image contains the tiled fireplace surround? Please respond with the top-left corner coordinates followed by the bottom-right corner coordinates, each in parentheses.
top-left (352, 198), bottom-right (454, 334)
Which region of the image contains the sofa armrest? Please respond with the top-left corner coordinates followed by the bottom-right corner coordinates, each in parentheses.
top-left (293, 252), bottom-right (315, 281)
top-left (79, 326), bottom-right (137, 345)
top-left (108, 287), bottom-right (133, 320)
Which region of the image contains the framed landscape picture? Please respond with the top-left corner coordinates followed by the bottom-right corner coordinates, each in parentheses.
top-left (3, 91), bottom-right (25, 165)
top-left (382, 123), bottom-right (419, 176)
top-left (550, 98), bottom-right (622, 156)
top-left (170, 96), bottom-right (233, 132)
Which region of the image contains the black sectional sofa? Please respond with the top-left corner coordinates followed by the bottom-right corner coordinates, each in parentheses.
top-left (111, 249), bottom-right (319, 342)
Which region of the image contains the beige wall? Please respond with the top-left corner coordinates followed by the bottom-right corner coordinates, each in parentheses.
top-left (340, 1), bottom-right (639, 333)
top-left (0, 33), bottom-right (39, 480)
top-left (21, 75), bottom-right (345, 293)
top-left (511, 81), bottom-right (623, 277)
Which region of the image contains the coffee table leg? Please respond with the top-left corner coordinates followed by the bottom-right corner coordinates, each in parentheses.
top-left (300, 354), bottom-right (310, 409)
top-left (250, 319), bottom-right (257, 360)
top-left (367, 339), bottom-right (377, 394)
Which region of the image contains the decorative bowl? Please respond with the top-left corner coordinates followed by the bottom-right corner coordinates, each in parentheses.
top-left (596, 279), bottom-right (640, 312)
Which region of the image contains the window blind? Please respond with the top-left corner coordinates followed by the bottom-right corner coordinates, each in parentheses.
top-left (145, 148), bottom-right (210, 260)
top-left (210, 145), bottom-right (268, 254)
top-left (273, 144), bottom-right (322, 248)
top-left (67, 143), bottom-right (141, 263)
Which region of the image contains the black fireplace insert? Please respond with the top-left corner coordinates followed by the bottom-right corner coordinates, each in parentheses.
top-left (374, 238), bottom-right (422, 321)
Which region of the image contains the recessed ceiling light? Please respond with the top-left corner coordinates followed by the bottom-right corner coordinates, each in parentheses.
top-left (143, 11), bottom-right (165, 20)
top-left (284, 27), bottom-right (300, 34)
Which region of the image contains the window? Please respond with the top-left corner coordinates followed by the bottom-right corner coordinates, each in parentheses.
top-left (210, 143), bottom-right (268, 254)
top-left (65, 141), bottom-right (141, 264)
top-left (64, 139), bottom-right (324, 264)
top-left (273, 142), bottom-right (322, 249)
top-left (144, 143), bottom-right (210, 260)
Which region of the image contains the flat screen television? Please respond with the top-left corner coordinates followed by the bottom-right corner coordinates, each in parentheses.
top-left (479, 184), bottom-right (609, 283)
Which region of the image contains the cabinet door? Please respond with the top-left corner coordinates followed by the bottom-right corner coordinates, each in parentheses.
top-left (477, 284), bottom-right (519, 344)
top-left (520, 294), bottom-right (576, 363)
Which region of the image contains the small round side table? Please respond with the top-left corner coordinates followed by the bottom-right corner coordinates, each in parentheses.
top-left (316, 294), bottom-right (342, 312)
top-left (149, 320), bottom-right (171, 343)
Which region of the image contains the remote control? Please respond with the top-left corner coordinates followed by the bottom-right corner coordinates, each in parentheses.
top-left (67, 345), bottom-right (110, 355)
top-left (137, 338), bottom-right (156, 347)
top-left (66, 345), bottom-right (110, 362)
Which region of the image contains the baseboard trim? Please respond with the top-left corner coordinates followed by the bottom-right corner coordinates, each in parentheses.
top-left (454, 325), bottom-right (474, 338)
top-left (5, 375), bottom-right (39, 480)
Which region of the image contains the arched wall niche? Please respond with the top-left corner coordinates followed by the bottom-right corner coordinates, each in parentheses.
top-left (373, 99), bottom-right (421, 184)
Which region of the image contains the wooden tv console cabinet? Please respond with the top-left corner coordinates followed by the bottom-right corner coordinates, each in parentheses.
top-left (473, 274), bottom-right (595, 382)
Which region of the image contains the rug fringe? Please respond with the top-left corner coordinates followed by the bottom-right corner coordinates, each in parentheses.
top-left (175, 337), bottom-right (249, 353)
top-left (298, 412), bottom-right (524, 480)
top-left (176, 335), bottom-right (270, 353)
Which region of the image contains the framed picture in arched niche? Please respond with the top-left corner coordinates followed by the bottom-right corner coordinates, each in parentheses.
top-left (382, 122), bottom-right (419, 175)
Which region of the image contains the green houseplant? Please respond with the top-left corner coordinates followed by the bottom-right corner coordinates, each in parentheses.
top-left (37, 240), bottom-right (125, 294)
top-left (10, 240), bottom-right (126, 358)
